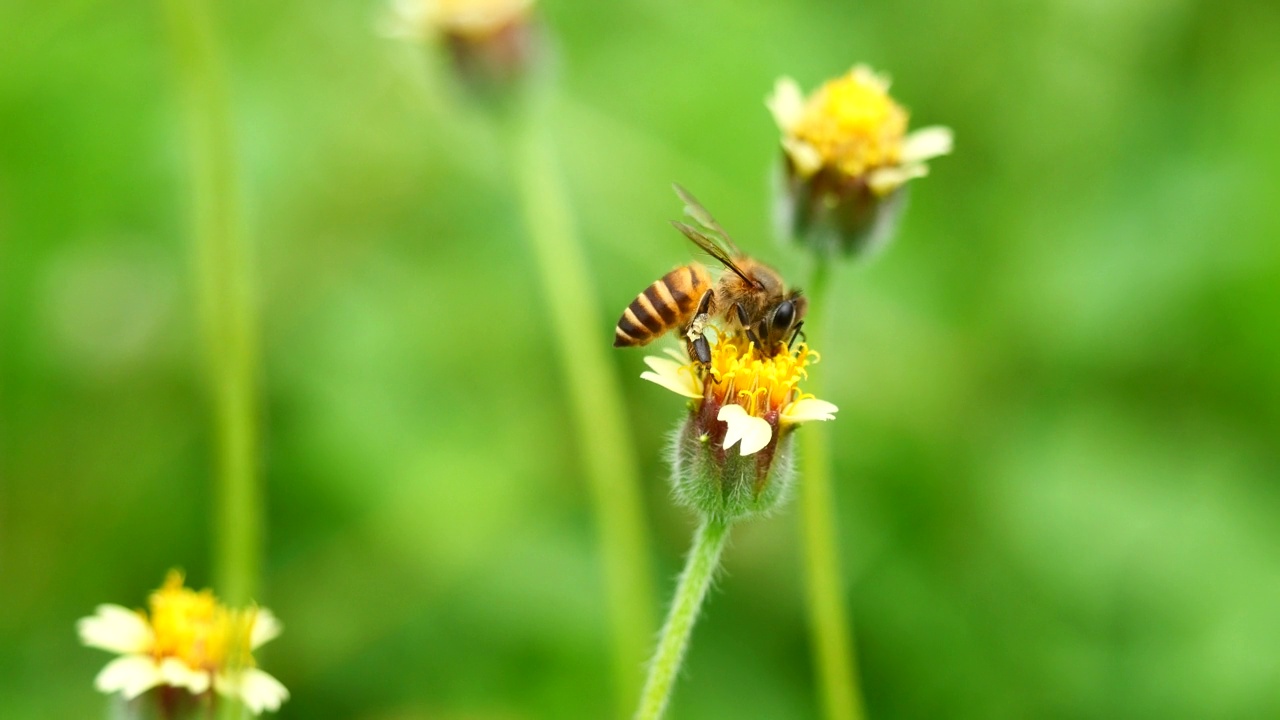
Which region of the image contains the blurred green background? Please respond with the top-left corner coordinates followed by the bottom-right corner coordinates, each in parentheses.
top-left (4, 0), bottom-right (1280, 718)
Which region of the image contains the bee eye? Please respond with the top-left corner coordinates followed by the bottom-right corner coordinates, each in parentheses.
top-left (771, 301), bottom-right (795, 331)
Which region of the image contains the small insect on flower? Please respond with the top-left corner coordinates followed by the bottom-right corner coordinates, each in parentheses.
top-left (614, 184), bottom-right (808, 366)
top-left (623, 186), bottom-right (837, 521)
top-left (769, 66), bottom-right (953, 257)
top-left (77, 570), bottom-right (288, 716)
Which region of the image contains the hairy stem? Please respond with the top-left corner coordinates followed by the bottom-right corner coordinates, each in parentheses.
top-left (799, 262), bottom-right (866, 720)
top-left (635, 517), bottom-right (730, 720)
top-left (161, 0), bottom-right (260, 612)
top-left (511, 95), bottom-right (656, 714)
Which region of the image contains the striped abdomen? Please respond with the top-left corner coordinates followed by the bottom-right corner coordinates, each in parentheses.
top-left (614, 263), bottom-right (713, 347)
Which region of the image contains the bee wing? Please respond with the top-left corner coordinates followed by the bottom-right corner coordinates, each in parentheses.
top-left (671, 221), bottom-right (759, 288)
top-left (672, 183), bottom-right (745, 256)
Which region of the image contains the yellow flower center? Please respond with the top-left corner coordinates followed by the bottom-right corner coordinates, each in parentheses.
top-left (147, 571), bottom-right (257, 672)
top-left (703, 333), bottom-right (819, 417)
top-left (791, 68), bottom-right (908, 179)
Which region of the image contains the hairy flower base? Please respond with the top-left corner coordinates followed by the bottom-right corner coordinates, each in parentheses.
top-left (670, 407), bottom-right (798, 523)
top-left (774, 165), bottom-right (909, 259)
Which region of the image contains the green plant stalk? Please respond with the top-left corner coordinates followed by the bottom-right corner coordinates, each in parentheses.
top-left (511, 100), bottom-right (656, 714)
top-left (635, 517), bottom-right (730, 720)
top-left (799, 262), bottom-right (865, 720)
top-left (160, 0), bottom-right (260, 611)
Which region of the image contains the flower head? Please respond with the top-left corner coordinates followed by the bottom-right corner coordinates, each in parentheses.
top-left (769, 66), bottom-right (952, 258)
top-left (643, 332), bottom-right (837, 521)
top-left (385, 0), bottom-right (539, 93)
top-left (78, 571), bottom-right (288, 715)
top-left (387, 0), bottom-right (534, 39)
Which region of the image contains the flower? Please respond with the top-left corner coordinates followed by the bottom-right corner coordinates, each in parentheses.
top-left (384, 0), bottom-right (539, 93)
top-left (386, 0), bottom-right (534, 40)
top-left (643, 333), bottom-right (837, 520)
top-left (769, 66), bottom-right (952, 195)
top-left (768, 66), bottom-right (952, 258)
top-left (78, 571), bottom-right (288, 715)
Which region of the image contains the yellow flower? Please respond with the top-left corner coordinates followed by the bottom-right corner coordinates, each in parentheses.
top-left (386, 0), bottom-right (534, 40)
top-left (383, 0), bottom-right (539, 94)
top-left (768, 65), bottom-right (952, 196)
top-left (77, 571), bottom-right (288, 715)
top-left (644, 331), bottom-right (836, 520)
top-left (642, 334), bottom-right (837, 457)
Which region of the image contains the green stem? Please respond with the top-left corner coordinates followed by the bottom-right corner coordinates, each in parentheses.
top-left (510, 95), bottom-right (656, 714)
top-left (635, 517), bottom-right (730, 720)
top-left (160, 0), bottom-right (260, 610)
top-left (799, 262), bottom-right (866, 720)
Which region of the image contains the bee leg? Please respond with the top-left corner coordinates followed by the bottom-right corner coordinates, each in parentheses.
top-left (695, 288), bottom-right (715, 317)
top-left (691, 334), bottom-right (712, 365)
top-left (684, 289), bottom-right (715, 344)
top-left (679, 290), bottom-right (716, 366)
top-left (730, 302), bottom-right (767, 346)
top-left (788, 321), bottom-right (806, 350)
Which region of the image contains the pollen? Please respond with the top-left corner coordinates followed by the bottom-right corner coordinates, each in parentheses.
top-left (705, 335), bottom-right (818, 417)
top-left (790, 67), bottom-right (908, 179)
top-left (147, 571), bottom-right (257, 672)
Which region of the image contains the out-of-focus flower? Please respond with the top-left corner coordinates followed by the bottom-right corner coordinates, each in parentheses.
top-left (78, 571), bottom-right (287, 716)
top-left (643, 334), bottom-right (837, 521)
top-left (769, 66), bottom-right (953, 258)
top-left (384, 0), bottom-right (539, 93)
top-left (387, 0), bottom-right (533, 39)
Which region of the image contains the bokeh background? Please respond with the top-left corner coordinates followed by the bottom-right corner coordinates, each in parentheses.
top-left (4, 0), bottom-right (1280, 718)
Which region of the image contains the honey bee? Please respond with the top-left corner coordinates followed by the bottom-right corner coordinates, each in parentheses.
top-left (613, 184), bottom-right (807, 363)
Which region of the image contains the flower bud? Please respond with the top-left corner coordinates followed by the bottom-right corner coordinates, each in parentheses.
top-left (767, 66), bottom-right (953, 260)
top-left (641, 337), bottom-right (837, 523)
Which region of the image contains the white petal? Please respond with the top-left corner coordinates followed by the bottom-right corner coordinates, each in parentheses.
top-left (737, 420), bottom-right (773, 456)
top-left (251, 608), bottom-right (282, 650)
top-left (719, 404), bottom-right (749, 449)
top-left (900, 126), bottom-right (954, 164)
top-left (851, 64), bottom-right (892, 92)
top-left (766, 76), bottom-right (805, 131)
top-left (95, 655), bottom-right (161, 700)
top-left (782, 397), bottom-right (839, 424)
top-left (867, 163), bottom-right (929, 196)
top-left (157, 657), bottom-right (210, 694)
top-left (782, 138), bottom-right (823, 178)
top-left (718, 404), bottom-right (774, 456)
top-left (78, 605), bottom-right (154, 654)
top-left (662, 346), bottom-right (690, 364)
top-left (237, 668), bottom-right (290, 715)
top-left (643, 355), bottom-right (684, 377)
top-left (640, 356), bottom-right (701, 398)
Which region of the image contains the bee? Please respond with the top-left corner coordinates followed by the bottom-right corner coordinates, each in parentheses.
top-left (613, 184), bottom-right (807, 364)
